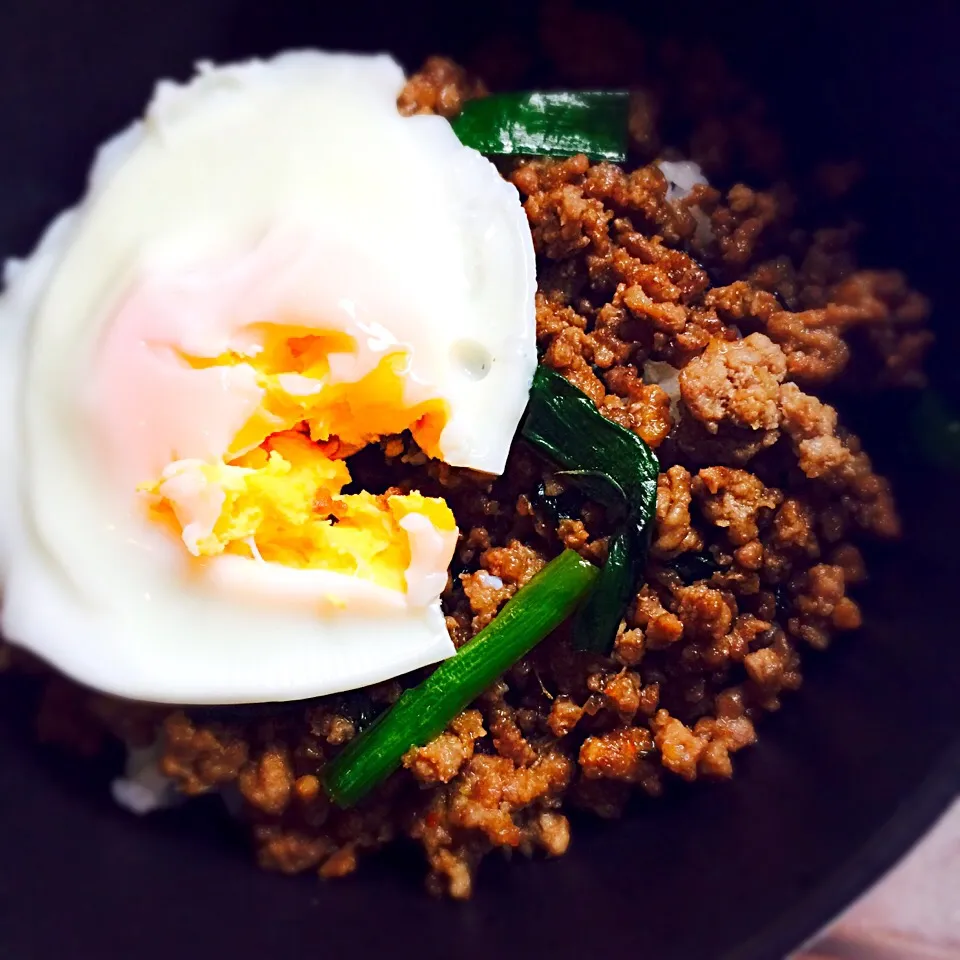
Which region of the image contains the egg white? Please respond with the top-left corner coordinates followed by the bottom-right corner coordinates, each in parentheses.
top-left (0, 52), bottom-right (537, 704)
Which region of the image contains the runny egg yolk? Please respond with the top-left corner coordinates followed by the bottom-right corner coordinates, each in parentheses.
top-left (140, 326), bottom-right (456, 594)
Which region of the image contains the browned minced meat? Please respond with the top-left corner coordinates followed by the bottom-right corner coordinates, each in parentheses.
top-left (25, 5), bottom-right (930, 899)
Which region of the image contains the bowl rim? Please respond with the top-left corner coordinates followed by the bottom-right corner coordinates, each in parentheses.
top-left (727, 739), bottom-right (960, 959)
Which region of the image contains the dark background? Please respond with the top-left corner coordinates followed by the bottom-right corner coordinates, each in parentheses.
top-left (0, 2), bottom-right (957, 959)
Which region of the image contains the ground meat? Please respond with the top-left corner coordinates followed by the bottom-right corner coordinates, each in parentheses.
top-left (771, 497), bottom-right (820, 558)
top-left (766, 308), bottom-right (853, 384)
top-left (693, 467), bottom-right (782, 546)
top-left (255, 826), bottom-right (330, 874)
top-left (613, 628), bottom-right (646, 667)
top-left (651, 465), bottom-right (702, 557)
top-left (310, 711), bottom-right (356, 746)
top-left (460, 569), bottom-right (514, 632)
top-left (778, 383), bottom-right (899, 537)
top-left (707, 182), bottom-right (794, 268)
top-left (675, 583), bottom-right (734, 642)
top-left (789, 563), bottom-right (863, 650)
top-left (404, 710), bottom-right (486, 785)
top-left (743, 647), bottom-right (787, 690)
top-left (600, 671), bottom-right (644, 722)
top-left (238, 746), bottom-right (295, 816)
top-left (678, 333), bottom-right (786, 434)
top-left (159, 712), bottom-right (248, 796)
top-left (692, 687), bottom-right (759, 776)
top-left (651, 710), bottom-right (704, 782)
top-left (579, 727), bottom-right (656, 783)
top-left (631, 585), bottom-right (685, 649)
top-left (532, 811), bottom-right (572, 857)
top-left (410, 748), bottom-right (573, 898)
top-left (485, 692), bottom-right (537, 766)
top-left (760, 269), bottom-right (931, 387)
top-left (547, 696), bottom-right (584, 738)
top-left (830, 543), bottom-right (867, 584)
top-left (19, 20), bottom-right (928, 899)
top-left (481, 540), bottom-right (546, 589)
top-left (603, 365), bottom-right (673, 448)
top-left (397, 56), bottom-right (486, 118)
top-left (831, 271), bottom-right (932, 386)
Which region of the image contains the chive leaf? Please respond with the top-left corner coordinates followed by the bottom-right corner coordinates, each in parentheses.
top-left (572, 529), bottom-right (639, 653)
top-left (523, 366), bottom-right (658, 536)
top-left (669, 551), bottom-right (723, 585)
top-left (522, 366), bottom-right (660, 652)
top-left (322, 549), bottom-right (598, 808)
top-left (554, 468), bottom-right (629, 525)
top-left (451, 91), bottom-right (629, 162)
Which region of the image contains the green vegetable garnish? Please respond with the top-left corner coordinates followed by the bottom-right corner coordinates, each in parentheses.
top-left (322, 549), bottom-right (598, 808)
top-left (914, 389), bottom-right (960, 471)
top-left (669, 551), bottom-right (722, 585)
top-left (522, 366), bottom-right (660, 652)
top-left (554, 469), bottom-right (629, 525)
top-left (571, 529), bottom-right (640, 653)
top-left (523, 367), bottom-right (658, 530)
top-left (451, 91), bottom-right (629, 162)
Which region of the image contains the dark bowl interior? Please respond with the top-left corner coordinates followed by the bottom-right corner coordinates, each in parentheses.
top-left (1, 2), bottom-right (958, 958)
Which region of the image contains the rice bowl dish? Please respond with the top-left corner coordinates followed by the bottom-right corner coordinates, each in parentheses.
top-left (0, 16), bottom-right (935, 900)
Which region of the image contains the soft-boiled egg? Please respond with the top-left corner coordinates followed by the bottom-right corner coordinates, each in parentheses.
top-left (0, 51), bottom-right (536, 703)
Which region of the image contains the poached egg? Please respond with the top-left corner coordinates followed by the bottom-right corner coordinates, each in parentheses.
top-left (0, 51), bottom-right (536, 704)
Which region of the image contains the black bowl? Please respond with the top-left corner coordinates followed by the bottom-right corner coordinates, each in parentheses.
top-left (1, 2), bottom-right (958, 958)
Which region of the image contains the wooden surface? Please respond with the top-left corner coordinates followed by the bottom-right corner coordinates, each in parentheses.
top-left (799, 799), bottom-right (960, 959)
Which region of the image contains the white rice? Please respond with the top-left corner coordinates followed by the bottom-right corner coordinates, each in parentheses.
top-left (643, 359), bottom-right (683, 421)
top-left (657, 159), bottom-right (708, 204)
top-left (112, 741), bottom-right (248, 821)
top-left (111, 742), bottom-right (180, 815)
top-left (656, 159), bottom-right (714, 246)
top-left (476, 571), bottom-right (504, 590)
